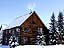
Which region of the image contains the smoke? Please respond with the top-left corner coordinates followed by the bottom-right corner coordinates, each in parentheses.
top-left (27, 3), bottom-right (36, 11)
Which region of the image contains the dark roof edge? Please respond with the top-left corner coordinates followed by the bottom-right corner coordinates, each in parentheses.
top-left (33, 11), bottom-right (48, 29)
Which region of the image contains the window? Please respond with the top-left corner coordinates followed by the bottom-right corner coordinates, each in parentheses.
top-left (32, 20), bottom-right (35, 24)
top-left (16, 28), bottom-right (20, 32)
top-left (38, 28), bottom-right (43, 33)
top-left (24, 37), bottom-right (28, 44)
top-left (24, 28), bottom-right (30, 32)
top-left (9, 30), bottom-right (11, 33)
top-left (12, 29), bottom-right (15, 34)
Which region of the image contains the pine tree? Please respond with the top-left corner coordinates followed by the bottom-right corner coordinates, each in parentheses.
top-left (58, 12), bottom-right (64, 44)
top-left (9, 33), bottom-right (19, 48)
top-left (58, 12), bottom-right (63, 34)
top-left (0, 30), bottom-right (2, 45)
top-left (0, 25), bottom-right (2, 45)
top-left (49, 13), bottom-right (57, 45)
top-left (35, 28), bottom-right (46, 45)
top-left (61, 29), bottom-right (64, 44)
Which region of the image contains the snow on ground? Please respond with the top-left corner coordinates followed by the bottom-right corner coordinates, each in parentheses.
top-left (16, 45), bottom-right (64, 48)
top-left (15, 45), bottom-right (64, 48)
top-left (0, 45), bottom-right (64, 48)
top-left (0, 45), bottom-right (9, 48)
top-left (15, 45), bottom-right (43, 48)
top-left (43, 45), bottom-right (64, 48)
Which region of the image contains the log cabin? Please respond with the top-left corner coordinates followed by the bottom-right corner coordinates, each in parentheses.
top-left (2, 11), bottom-right (49, 45)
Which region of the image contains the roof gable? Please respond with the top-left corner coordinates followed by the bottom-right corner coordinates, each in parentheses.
top-left (5, 11), bottom-right (47, 29)
top-left (5, 12), bottom-right (33, 29)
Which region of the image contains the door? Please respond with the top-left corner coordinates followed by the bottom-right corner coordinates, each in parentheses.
top-left (23, 37), bottom-right (30, 45)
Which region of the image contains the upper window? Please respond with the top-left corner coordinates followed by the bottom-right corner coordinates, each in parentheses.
top-left (38, 28), bottom-right (43, 33)
top-left (12, 29), bottom-right (15, 34)
top-left (32, 21), bottom-right (35, 24)
top-left (16, 28), bottom-right (20, 32)
top-left (9, 30), bottom-right (11, 33)
top-left (24, 28), bottom-right (30, 32)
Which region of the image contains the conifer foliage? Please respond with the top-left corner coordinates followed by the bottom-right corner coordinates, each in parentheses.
top-left (49, 13), bottom-right (57, 45)
top-left (36, 28), bottom-right (46, 45)
top-left (57, 12), bottom-right (64, 44)
top-left (58, 12), bottom-right (63, 34)
top-left (9, 33), bottom-right (19, 48)
top-left (0, 25), bottom-right (2, 45)
top-left (49, 12), bottom-right (64, 45)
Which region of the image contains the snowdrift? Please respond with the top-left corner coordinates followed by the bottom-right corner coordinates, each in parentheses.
top-left (43, 45), bottom-right (64, 48)
top-left (0, 45), bottom-right (9, 48)
top-left (0, 45), bottom-right (64, 48)
top-left (15, 45), bottom-right (64, 48)
top-left (15, 45), bottom-right (43, 48)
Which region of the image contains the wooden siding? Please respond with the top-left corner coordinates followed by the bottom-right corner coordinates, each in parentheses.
top-left (2, 11), bottom-right (48, 45)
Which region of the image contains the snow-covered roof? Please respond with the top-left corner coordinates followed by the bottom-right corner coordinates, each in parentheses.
top-left (5, 11), bottom-right (33, 29)
top-left (3, 11), bottom-right (47, 30)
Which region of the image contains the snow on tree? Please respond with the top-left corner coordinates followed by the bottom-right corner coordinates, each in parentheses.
top-left (35, 27), bottom-right (46, 45)
top-left (58, 12), bottom-right (63, 34)
top-left (9, 31), bottom-right (19, 48)
top-left (61, 29), bottom-right (64, 44)
top-left (57, 12), bottom-right (64, 44)
top-left (49, 13), bottom-right (57, 45)
top-left (0, 25), bottom-right (2, 45)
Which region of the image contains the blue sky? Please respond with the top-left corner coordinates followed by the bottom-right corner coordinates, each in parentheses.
top-left (0, 0), bottom-right (64, 28)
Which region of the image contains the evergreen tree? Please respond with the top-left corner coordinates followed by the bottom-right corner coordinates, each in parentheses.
top-left (58, 12), bottom-right (63, 34)
top-left (0, 25), bottom-right (2, 45)
top-left (49, 13), bottom-right (57, 45)
top-left (9, 33), bottom-right (19, 48)
top-left (35, 28), bottom-right (46, 45)
top-left (58, 12), bottom-right (64, 44)
top-left (61, 29), bottom-right (64, 44)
